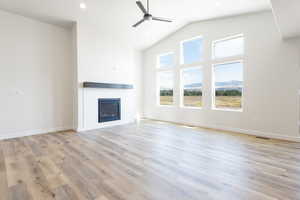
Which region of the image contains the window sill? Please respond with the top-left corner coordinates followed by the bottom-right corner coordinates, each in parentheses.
top-left (157, 67), bottom-right (176, 71)
top-left (212, 55), bottom-right (243, 62)
top-left (157, 105), bottom-right (175, 108)
top-left (180, 106), bottom-right (203, 110)
top-left (212, 107), bottom-right (243, 112)
top-left (179, 61), bottom-right (204, 68)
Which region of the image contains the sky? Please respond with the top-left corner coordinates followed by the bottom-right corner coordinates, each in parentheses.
top-left (183, 38), bottom-right (203, 64)
top-left (214, 62), bottom-right (243, 82)
top-left (159, 53), bottom-right (174, 69)
top-left (159, 62), bottom-right (243, 90)
top-left (159, 37), bottom-right (243, 89)
top-left (182, 67), bottom-right (203, 86)
top-left (159, 71), bottom-right (173, 89)
top-left (214, 37), bottom-right (244, 58)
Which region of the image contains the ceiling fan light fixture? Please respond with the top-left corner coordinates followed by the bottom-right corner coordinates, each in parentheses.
top-left (144, 14), bottom-right (153, 21)
top-left (133, 0), bottom-right (173, 27)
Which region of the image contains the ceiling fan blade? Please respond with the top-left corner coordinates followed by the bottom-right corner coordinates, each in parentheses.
top-left (153, 17), bottom-right (172, 23)
top-left (136, 1), bottom-right (147, 14)
top-left (133, 19), bottom-right (145, 27)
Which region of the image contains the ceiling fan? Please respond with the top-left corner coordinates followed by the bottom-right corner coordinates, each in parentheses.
top-left (133, 0), bottom-right (173, 27)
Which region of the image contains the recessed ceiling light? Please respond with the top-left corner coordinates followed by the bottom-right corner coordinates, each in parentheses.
top-left (215, 1), bottom-right (221, 6)
top-left (80, 2), bottom-right (87, 10)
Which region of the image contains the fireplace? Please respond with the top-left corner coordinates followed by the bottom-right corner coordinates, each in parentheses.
top-left (98, 98), bottom-right (121, 123)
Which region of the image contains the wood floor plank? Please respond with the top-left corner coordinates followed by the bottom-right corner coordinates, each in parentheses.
top-left (1, 139), bottom-right (16, 158)
top-left (0, 172), bottom-right (9, 200)
top-left (9, 183), bottom-right (32, 200)
top-left (1, 120), bottom-right (300, 200)
top-left (0, 142), bottom-right (10, 200)
top-left (52, 185), bottom-right (79, 200)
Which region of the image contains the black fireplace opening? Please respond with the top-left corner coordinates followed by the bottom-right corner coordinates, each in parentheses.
top-left (98, 98), bottom-right (121, 123)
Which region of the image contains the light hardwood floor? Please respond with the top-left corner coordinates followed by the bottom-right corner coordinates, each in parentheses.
top-left (1, 120), bottom-right (300, 200)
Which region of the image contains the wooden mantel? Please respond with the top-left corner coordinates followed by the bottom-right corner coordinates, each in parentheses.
top-left (83, 82), bottom-right (134, 89)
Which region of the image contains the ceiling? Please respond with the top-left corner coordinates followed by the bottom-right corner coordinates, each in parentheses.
top-left (271, 0), bottom-right (300, 39)
top-left (0, 0), bottom-right (271, 50)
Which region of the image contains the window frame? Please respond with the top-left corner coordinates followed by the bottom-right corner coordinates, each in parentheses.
top-left (180, 66), bottom-right (204, 109)
top-left (180, 35), bottom-right (204, 66)
top-left (157, 70), bottom-right (175, 107)
top-left (154, 33), bottom-right (245, 111)
top-left (212, 34), bottom-right (244, 60)
top-left (212, 60), bottom-right (244, 112)
top-left (157, 52), bottom-right (175, 69)
top-left (156, 51), bottom-right (176, 107)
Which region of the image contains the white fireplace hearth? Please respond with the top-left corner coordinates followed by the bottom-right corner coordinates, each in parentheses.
top-left (78, 83), bottom-right (137, 132)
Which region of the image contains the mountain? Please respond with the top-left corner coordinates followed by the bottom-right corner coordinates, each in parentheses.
top-left (162, 80), bottom-right (243, 90)
top-left (184, 83), bottom-right (202, 89)
top-left (184, 80), bottom-right (242, 88)
top-left (215, 80), bottom-right (243, 92)
top-left (215, 80), bottom-right (242, 87)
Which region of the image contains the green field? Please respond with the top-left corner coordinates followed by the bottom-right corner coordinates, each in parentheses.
top-left (160, 96), bottom-right (241, 109)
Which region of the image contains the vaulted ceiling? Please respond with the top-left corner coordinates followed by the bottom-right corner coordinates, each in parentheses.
top-left (0, 0), bottom-right (271, 49)
top-left (271, 0), bottom-right (300, 39)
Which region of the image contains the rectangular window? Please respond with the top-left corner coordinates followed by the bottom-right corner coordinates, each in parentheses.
top-left (158, 71), bottom-right (174, 105)
top-left (213, 61), bottom-right (243, 110)
top-left (181, 37), bottom-right (203, 65)
top-left (181, 67), bottom-right (203, 108)
top-left (213, 35), bottom-right (244, 59)
top-left (158, 53), bottom-right (175, 69)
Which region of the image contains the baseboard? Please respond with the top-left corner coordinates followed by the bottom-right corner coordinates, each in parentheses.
top-left (0, 126), bottom-right (74, 140)
top-left (210, 124), bottom-right (300, 142)
top-left (144, 118), bottom-right (300, 142)
top-left (7, 120), bottom-right (298, 142)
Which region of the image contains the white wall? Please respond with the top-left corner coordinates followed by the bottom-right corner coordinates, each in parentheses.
top-left (143, 11), bottom-right (300, 141)
top-left (0, 10), bottom-right (74, 139)
top-left (74, 20), bottom-right (142, 131)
